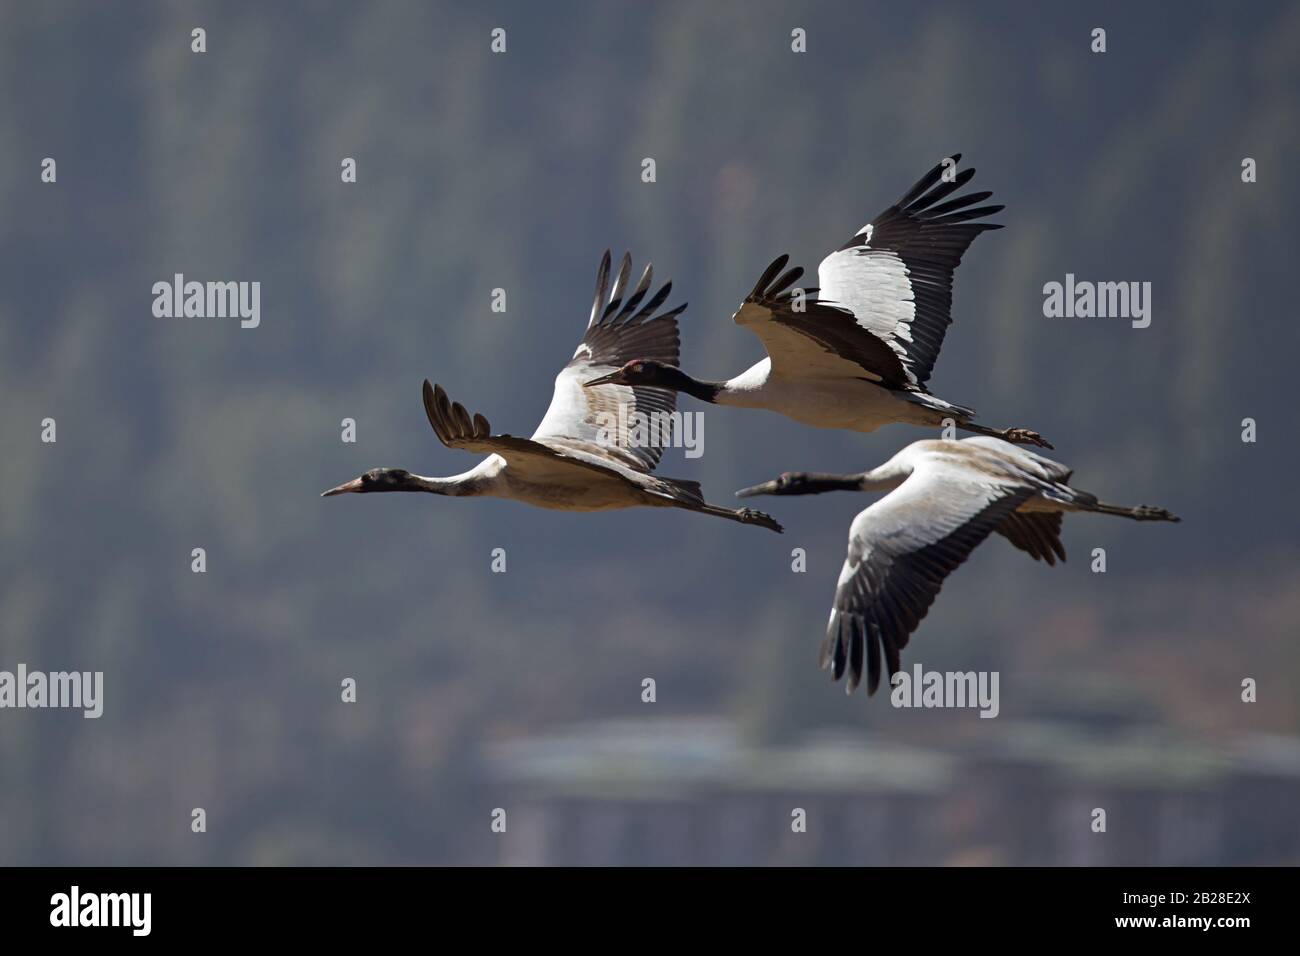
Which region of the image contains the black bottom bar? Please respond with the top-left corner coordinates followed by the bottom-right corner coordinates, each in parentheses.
top-left (0, 866), bottom-right (1279, 941)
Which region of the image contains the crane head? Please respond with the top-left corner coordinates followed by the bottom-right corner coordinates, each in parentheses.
top-left (583, 359), bottom-right (673, 389)
top-left (321, 468), bottom-right (413, 496)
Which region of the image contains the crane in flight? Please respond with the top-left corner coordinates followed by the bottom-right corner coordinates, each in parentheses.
top-left (322, 251), bottom-right (782, 532)
top-left (736, 437), bottom-right (1179, 695)
top-left (583, 155), bottom-right (1051, 448)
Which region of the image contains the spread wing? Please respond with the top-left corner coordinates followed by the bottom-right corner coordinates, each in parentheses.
top-left (732, 254), bottom-right (909, 387)
top-left (423, 380), bottom-right (623, 482)
top-left (817, 154), bottom-right (1004, 387)
top-left (531, 251), bottom-right (686, 472)
top-left (824, 457), bottom-right (1033, 695)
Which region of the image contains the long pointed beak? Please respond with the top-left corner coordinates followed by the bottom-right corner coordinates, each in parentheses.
top-left (583, 371), bottom-right (621, 388)
top-left (321, 477), bottom-right (364, 497)
top-left (735, 478), bottom-right (781, 498)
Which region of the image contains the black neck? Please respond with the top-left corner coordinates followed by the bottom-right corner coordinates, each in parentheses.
top-left (784, 473), bottom-right (865, 495)
top-left (658, 365), bottom-right (723, 404)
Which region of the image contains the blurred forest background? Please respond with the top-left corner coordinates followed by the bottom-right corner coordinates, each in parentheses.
top-left (1, 1), bottom-right (1297, 865)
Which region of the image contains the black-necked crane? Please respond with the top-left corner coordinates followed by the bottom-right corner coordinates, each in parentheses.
top-left (322, 251), bottom-right (782, 533)
top-left (582, 155), bottom-right (1051, 448)
top-left (735, 437), bottom-right (1179, 695)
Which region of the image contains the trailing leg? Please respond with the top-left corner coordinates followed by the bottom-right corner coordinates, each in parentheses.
top-left (1087, 500), bottom-right (1180, 522)
top-left (958, 419), bottom-right (1054, 450)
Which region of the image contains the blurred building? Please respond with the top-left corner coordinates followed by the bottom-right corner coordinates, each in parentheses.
top-left (485, 718), bottom-right (1300, 866)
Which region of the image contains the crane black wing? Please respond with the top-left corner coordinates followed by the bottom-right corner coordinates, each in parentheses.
top-left (825, 463), bottom-right (1033, 695)
top-left (532, 251), bottom-right (686, 472)
top-left (817, 154), bottom-right (1004, 388)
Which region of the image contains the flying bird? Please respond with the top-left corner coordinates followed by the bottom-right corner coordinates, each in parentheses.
top-left (322, 251), bottom-right (782, 532)
top-left (735, 437), bottom-right (1179, 695)
top-left (583, 155), bottom-right (1051, 448)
